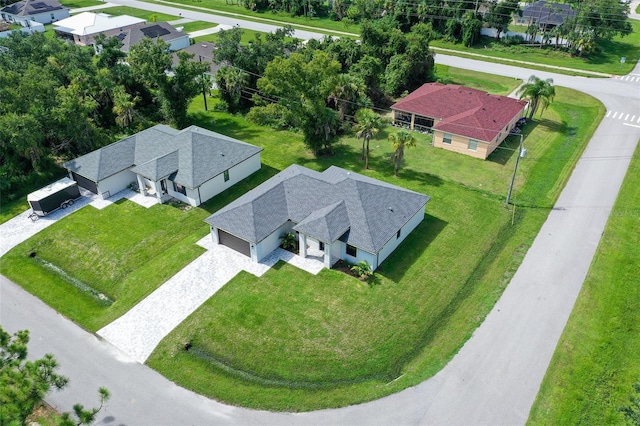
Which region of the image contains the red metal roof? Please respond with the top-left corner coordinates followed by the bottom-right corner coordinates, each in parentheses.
top-left (391, 83), bottom-right (527, 142)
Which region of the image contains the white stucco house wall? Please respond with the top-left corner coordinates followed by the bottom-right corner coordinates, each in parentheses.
top-left (63, 124), bottom-right (262, 206)
top-left (0, 0), bottom-right (69, 25)
top-left (205, 165), bottom-right (430, 271)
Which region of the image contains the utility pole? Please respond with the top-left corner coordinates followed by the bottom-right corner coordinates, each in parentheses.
top-left (506, 133), bottom-right (524, 205)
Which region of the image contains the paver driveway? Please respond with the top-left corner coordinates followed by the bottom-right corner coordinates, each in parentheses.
top-left (98, 235), bottom-right (324, 363)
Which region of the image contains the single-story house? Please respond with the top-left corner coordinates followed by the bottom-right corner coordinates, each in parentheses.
top-left (64, 124), bottom-right (263, 206)
top-left (391, 83), bottom-right (528, 160)
top-left (0, 0), bottom-right (69, 24)
top-left (205, 165), bottom-right (430, 271)
top-left (172, 42), bottom-right (224, 79)
top-left (53, 12), bottom-right (146, 46)
top-left (514, 1), bottom-right (576, 28)
top-left (119, 21), bottom-right (189, 53)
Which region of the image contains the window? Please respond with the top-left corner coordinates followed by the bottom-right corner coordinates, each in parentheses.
top-left (173, 181), bottom-right (186, 195)
top-left (443, 133), bottom-right (452, 144)
top-left (319, 242), bottom-right (324, 251)
top-left (468, 139), bottom-right (478, 151)
top-left (223, 169), bottom-right (229, 182)
top-left (397, 229), bottom-right (401, 239)
top-left (346, 244), bottom-right (357, 257)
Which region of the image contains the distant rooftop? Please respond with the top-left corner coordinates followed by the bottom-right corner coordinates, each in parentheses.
top-left (53, 12), bottom-right (145, 36)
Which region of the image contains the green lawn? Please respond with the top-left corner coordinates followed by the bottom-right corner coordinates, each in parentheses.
top-left (97, 6), bottom-right (178, 22)
top-left (0, 69), bottom-right (604, 411)
top-left (528, 140), bottom-right (640, 425)
top-left (59, 0), bottom-right (102, 9)
top-left (0, 199), bottom-right (31, 225)
top-left (145, 85), bottom-right (603, 410)
top-left (193, 27), bottom-right (297, 45)
top-left (146, 0), bottom-right (360, 36)
top-left (138, 0), bottom-right (637, 75)
top-left (431, 20), bottom-right (640, 76)
top-left (435, 64), bottom-right (521, 95)
top-left (0, 201), bottom-right (209, 331)
top-left (179, 21), bottom-right (218, 33)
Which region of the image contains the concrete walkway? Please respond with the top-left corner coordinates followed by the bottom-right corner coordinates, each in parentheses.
top-left (98, 236), bottom-right (323, 363)
top-left (188, 24), bottom-right (230, 39)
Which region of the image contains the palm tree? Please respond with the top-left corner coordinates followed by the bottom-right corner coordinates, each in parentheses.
top-left (389, 130), bottom-right (417, 177)
top-left (353, 108), bottom-right (381, 169)
top-left (328, 74), bottom-right (367, 122)
top-left (112, 85), bottom-right (139, 128)
top-left (517, 75), bottom-right (556, 120)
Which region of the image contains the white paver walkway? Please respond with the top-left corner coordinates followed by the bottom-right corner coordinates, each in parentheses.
top-left (98, 236), bottom-right (324, 363)
top-left (0, 188), bottom-right (157, 258)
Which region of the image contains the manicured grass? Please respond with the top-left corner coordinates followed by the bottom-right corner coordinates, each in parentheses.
top-left (193, 27), bottom-right (297, 45)
top-left (59, 0), bottom-right (102, 9)
top-left (179, 21), bottom-right (218, 33)
top-left (0, 201), bottom-right (208, 331)
top-left (147, 0), bottom-right (360, 36)
top-left (142, 0), bottom-right (636, 75)
top-left (1, 69), bottom-right (604, 411)
top-left (97, 6), bottom-right (178, 22)
top-left (146, 85), bottom-right (602, 410)
top-left (528, 141), bottom-right (640, 425)
top-left (431, 20), bottom-right (640, 76)
top-left (0, 198), bottom-right (30, 225)
top-left (435, 64), bottom-right (521, 95)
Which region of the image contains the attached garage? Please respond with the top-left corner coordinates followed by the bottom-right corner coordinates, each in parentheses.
top-left (71, 172), bottom-right (98, 194)
top-left (218, 229), bottom-right (250, 257)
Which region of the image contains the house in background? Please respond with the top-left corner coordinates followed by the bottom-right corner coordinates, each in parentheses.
top-left (205, 165), bottom-right (430, 271)
top-left (391, 83), bottom-right (527, 160)
top-left (64, 124), bottom-right (262, 206)
top-left (119, 21), bottom-right (189, 53)
top-left (0, 0), bottom-right (69, 25)
top-left (172, 42), bottom-right (225, 86)
top-left (514, 1), bottom-right (576, 28)
top-left (53, 12), bottom-right (146, 46)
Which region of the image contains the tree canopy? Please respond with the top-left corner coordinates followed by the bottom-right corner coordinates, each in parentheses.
top-left (254, 50), bottom-right (341, 154)
top-left (0, 326), bottom-right (110, 425)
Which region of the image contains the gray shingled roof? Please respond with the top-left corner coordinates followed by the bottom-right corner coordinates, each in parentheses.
top-left (205, 165), bottom-right (430, 254)
top-left (1, 0), bottom-right (65, 16)
top-left (120, 22), bottom-right (187, 53)
top-left (64, 125), bottom-right (262, 188)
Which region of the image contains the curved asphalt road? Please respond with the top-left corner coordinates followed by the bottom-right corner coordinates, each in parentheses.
top-left (2, 6), bottom-right (640, 425)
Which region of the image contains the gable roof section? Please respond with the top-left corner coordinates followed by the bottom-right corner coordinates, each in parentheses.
top-left (391, 83), bottom-right (527, 142)
top-left (64, 125), bottom-right (262, 186)
top-left (205, 165), bottom-right (429, 254)
top-left (293, 200), bottom-right (350, 243)
top-left (1, 0), bottom-right (65, 16)
top-left (522, 1), bottom-right (575, 26)
top-left (53, 12), bottom-right (145, 36)
top-left (120, 22), bottom-right (187, 52)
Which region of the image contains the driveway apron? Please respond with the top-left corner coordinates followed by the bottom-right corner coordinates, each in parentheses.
top-left (97, 237), bottom-right (270, 363)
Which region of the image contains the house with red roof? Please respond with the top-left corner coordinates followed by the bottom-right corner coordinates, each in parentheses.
top-left (391, 83), bottom-right (528, 160)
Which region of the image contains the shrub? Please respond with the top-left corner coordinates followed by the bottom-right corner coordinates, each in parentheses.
top-left (350, 260), bottom-right (372, 279)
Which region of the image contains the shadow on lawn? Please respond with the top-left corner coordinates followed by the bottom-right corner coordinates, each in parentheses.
top-left (388, 209), bottom-right (522, 379)
top-left (295, 143), bottom-right (445, 189)
top-left (376, 215), bottom-right (448, 283)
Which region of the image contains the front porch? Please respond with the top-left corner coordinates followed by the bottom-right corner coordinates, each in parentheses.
top-left (391, 110), bottom-right (435, 133)
top-left (298, 233), bottom-right (340, 269)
